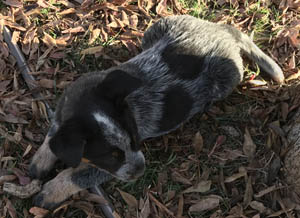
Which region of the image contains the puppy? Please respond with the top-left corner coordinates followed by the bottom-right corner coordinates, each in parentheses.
top-left (29, 15), bottom-right (284, 208)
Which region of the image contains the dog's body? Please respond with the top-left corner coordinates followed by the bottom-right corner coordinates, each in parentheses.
top-left (29, 15), bottom-right (284, 208)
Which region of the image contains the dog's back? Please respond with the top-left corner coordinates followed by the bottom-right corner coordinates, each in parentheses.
top-left (124, 15), bottom-right (283, 139)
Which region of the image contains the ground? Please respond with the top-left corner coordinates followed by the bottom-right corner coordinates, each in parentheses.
top-left (0, 0), bottom-right (300, 217)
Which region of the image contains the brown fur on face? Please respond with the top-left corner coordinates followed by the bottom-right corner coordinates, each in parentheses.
top-left (29, 134), bottom-right (58, 179)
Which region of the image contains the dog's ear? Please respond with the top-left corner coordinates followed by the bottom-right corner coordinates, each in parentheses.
top-left (96, 70), bottom-right (142, 150)
top-left (49, 117), bottom-right (86, 168)
top-left (97, 70), bottom-right (142, 102)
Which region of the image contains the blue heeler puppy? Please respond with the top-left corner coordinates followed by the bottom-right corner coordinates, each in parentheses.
top-left (29, 15), bottom-right (284, 208)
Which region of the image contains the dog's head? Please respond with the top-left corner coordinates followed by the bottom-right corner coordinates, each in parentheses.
top-left (49, 70), bottom-right (145, 181)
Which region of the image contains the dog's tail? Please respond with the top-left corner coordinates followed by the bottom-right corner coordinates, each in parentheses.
top-left (225, 25), bottom-right (284, 83)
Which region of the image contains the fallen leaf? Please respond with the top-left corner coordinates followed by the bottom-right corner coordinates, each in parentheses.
top-left (5, 198), bottom-right (17, 218)
top-left (11, 30), bottom-right (20, 45)
top-left (80, 46), bottom-right (104, 55)
top-left (0, 175), bottom-right (17, 185)
top-left (250, 201), bottom-right (269, 214)
top-left (39, 79), bottom-right (54, 89)
top-left (156, 0), bottom-right (168, 15)
top-left (117, 188), bottom-right (138, 209)
top-left (42, 32), bottom-right (57, 47)
top-left (224, 167), bottom-right (247, 183)
top-left (59, 8), bottom-right (76, 16)
top-left (286, 70), bottom-right (300, 81)
top-left (189, 196), bottom-right (220, 212)
top-left (243, 127), bottom-right (256, 159)
top-left (243, 176), bottom-right (253, 207)
top-left (12, 168), bottom-right (31, 185)
top-left (171, 171), bottom-right (192, 185)
top-left (4, 0), bottom-right (23, 7)
top-left (88, 28), bottom-right (101, 45)
top-left (139, 195), bottom-right (150, 218)
top-left (183, 180), bottom-right (211, 193)
top-left (193, 131), bottom-right (203, 155)
top-left (29, 207), bottom-right (49, 217)
top-left (62, 26), bottom-right (85, 34)
top-left (254, 185), bottom-right (277, 198)
top-left (247, 79), bottom-right (267, 86)
top-left (22, 144), bottom-right (32, 157)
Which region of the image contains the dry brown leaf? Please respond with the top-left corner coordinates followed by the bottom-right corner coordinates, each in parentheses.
top-left (62, 26), bottom-right (85, 34)
top-left (72, 201), bottom-right (95, 215)
top-left (5, 198), bottom-right (17, 218)
top-left (129, 14), bottom-right (138, 29)
top-left (1, 114), bottom-right (28, 124)
top-left (29, 207), bottom-right (49, 217)
top-left (171, 171), bottom-right (191, 185)
top-left (156, 0), bottom-right (168, 15)
top-left (249, 201), bottom-right (271, 214)
top-left (22, 27), bottom-right (36, 55)
top-left (139, 195), bottom-right (150, 218)
top-left (281, 102), bottom-right (289, 121)
top-left (224, 167), bottom-right (247, 183)
top-left (58, 0), bottom-right (75, 7)
top-left (193, 131), bottom-right (203, 155)
top-left (11, 30), bottom-right (20, 45)
top-left (189, 196), bottom-right (220, 212)
top-left (59, 8), bottom-right (76, 16)
top-left (243, 176), bottom-right (253, 207)
top-left (117, 188), bottom-right (138, 209)
top-left (88, 28), bottom-right (101, 45)
top-left (3, 0), bottom-right (22, 7)
top-left (121, 11), bottom-right (130, 26)
top-left (286, 70), bottom-right (300, 81)
top-left (12, 168), bottom-right (31, 185)
top-left (176, 194), bottom-right (184, 218)
top-left (42, 32), bottom-right (56, 47)
top-left (0, 175), bottom-right (17, 185)
top-left (149, 192), bottom-right (174, 217)
top-left (80, 46), bottom-right (103, 55)
top-left (182, 180), bottom-right (211, 193)
top-left (4, 20), bottom-right (26, 31)
top-left (254, 185), bottom-right (277, 198)
top-left (39, 79), bottom-right (54, 89)
top-left (243, 127), bottom-right (256, 159)
top-left (22, 144), bottom-right (32, 157)
top-left (247, 79), bottom-right (267, 86)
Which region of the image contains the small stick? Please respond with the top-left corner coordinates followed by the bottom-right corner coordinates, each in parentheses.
top-left (3, 26), bottom-right (115, 218)
top-left (90, 185), bottom-right (116, 218)
top-left (3, 26), bottom-right (54, 119)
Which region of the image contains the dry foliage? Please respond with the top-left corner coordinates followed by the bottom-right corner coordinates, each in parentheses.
top-left (0, 0), bottom-right (300, 217)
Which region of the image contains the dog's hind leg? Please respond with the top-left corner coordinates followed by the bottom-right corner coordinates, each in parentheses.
top-left (29, 124), bottom-right (58, 179)
top-left (33, 163), bottom-right (112, 209)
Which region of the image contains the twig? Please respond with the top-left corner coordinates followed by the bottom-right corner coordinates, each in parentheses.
top-left (3, 26), bottom-right (54, 119)
top-left (90, 185), bottom-right (116, 218)
top-left (3, 26), bottom-right (115, 218)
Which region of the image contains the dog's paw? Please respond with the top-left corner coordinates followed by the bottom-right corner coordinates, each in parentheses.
top-left (29, 135), bottom-right (58, 179)
top-left (32, 167), bottom-right (84, 210)
top-left (33, 191), bottom-right (59, 210)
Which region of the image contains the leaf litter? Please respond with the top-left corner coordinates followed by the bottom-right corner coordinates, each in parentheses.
top-left (0, 0), bottom-right (300, 217)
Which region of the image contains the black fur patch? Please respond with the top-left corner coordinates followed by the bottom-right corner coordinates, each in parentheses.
top-left (159, 85), bottom-right (193, 132)
top-left (49, 116), bottom-right (86, 168)
top-left (162, 44), bottom-right (206, 80)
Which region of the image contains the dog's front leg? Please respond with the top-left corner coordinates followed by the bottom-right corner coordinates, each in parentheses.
top-left (33, 163), bottom-right (112, 209)
top-left (29, 124), bottom-right (58, 179)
